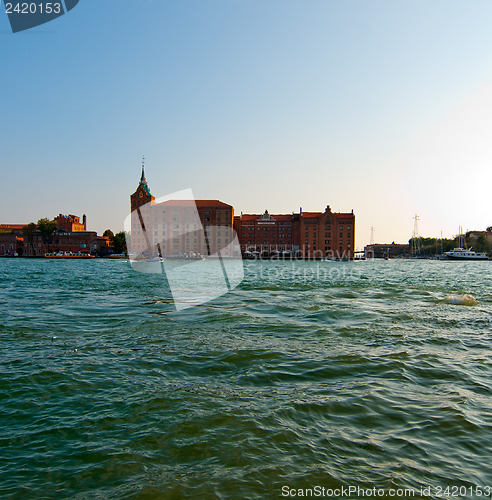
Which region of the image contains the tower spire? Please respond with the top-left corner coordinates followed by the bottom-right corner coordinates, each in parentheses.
top-left (140, 155), bottom-right (146, 184)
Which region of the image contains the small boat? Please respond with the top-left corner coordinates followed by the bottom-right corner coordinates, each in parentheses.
top-left (147, 256), bottom-right (166, 262)
top-left (45, 252), bottom-right (95, 259)
top-left (108, 253), bottom-right (127, 259)
top-left (444, 248), bottom-right (488, 261)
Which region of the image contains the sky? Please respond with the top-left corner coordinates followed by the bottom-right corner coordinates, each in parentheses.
top-left (1, 0), bottom-right (492, 249)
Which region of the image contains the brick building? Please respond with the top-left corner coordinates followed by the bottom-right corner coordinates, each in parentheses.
top-left (129, 166), bottom-right (235, 257)
top-left (0, 233), bottom-right (23, 256)
top-left (233, 210), bottom-right (299, 256)
top-left (54, 213), bottom-right (87, 232)
top-left (234, 205), bottom-right (355, 259)
top-left (0, 219), bottom-right (107, 256)
top-left (129, 165), bottom-right (355, 259)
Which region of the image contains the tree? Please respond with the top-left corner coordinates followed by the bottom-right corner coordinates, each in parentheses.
top-left (22, 222), bottom-right (38, 255)
top-left (112, 232), bottom-right (127, 254)
top-left (487, 226), bottom-right (492, 233)
top-left (37, 218), bottom-right (57, 253)
top-left (103, 229), bottom-right (114, 239)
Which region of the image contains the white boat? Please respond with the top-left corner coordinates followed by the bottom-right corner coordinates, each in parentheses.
top-left (444, 248), bottom-right (488, 261)
top-left (45, 251), bottom-right (94, 259)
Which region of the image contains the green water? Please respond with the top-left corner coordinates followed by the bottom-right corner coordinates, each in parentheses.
top-left (1, 259), bottom-right (491, 499)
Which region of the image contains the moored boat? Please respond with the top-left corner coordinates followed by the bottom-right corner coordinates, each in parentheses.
top-left (108, 253), bottom-right (127, 259)
top-left (45, 252), bottom-right (95, 259)
top-left (444, 248), bottom-right (489, 261)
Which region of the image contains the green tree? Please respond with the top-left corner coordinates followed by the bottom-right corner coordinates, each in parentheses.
top-left (487, 226), bottom-right (492, 233)
top-left (407, 236), bottom-right (456, 256)
top-left (37, 218), bottom-right (57, 253)
top-left (103, 229), bottom-right (114, 239)
top-left (112, 232), bottom-right (127, 255)
top-left (22, 222), bottom-right (38, 255)
top-left (475, 235), bottom-right (488, 252)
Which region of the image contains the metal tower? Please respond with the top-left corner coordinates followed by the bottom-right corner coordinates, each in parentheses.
top-left (411, 214), bottom-right (421, 255)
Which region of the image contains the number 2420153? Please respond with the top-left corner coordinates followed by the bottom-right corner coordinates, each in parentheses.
top-left (5, 3), bottom-right (62, 14)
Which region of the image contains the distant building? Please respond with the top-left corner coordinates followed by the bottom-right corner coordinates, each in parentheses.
top-left (0, 233), bottom-right (23, 256)
top-left (0, 224), bottom-right (28, 232)
top-left (130, 166), bottom-right (234, 257)
top-left (364, 243), bottom-right (410, 259)
top-left (0, 216), bottom-right (107, 256)
top-left (234, 205), bottom-right (355, 259)
top-left (54, 213), bottom-right (87, 232)
top-left (467, 231), bottom-right (492, 246)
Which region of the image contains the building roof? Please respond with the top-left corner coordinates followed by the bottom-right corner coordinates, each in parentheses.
top-left (155, 199), bottom-right (232, 208)
top-left (0, 224), bottom-right (28, 230)
top-left (240, 214), bottom-right (261, 221)
top-left (336, 213), bottom-right (355, 219)
top-left (301, 212), bottom-right (322, 219)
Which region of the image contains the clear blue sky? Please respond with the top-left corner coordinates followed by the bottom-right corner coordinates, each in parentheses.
top-left (2, 0), bottom-right (492, 248)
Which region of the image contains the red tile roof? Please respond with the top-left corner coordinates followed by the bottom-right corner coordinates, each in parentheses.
top-left (155, 200), bottom-right (232, 208)
top-left (0, 224), bottom-right (28, 230)
top-left (240, 214), bottom-right (261, 221)
top-left (301, 212), bottom-right (322, 218)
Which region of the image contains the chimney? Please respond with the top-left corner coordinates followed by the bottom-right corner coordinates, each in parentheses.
top-left (82, 214), bottom-right (86, 229)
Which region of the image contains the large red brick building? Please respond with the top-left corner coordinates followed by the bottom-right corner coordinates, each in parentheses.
top-left (129, 167), bottom-right (235, 257)
top-left (234, 205), bottom-right (355, 259)
top-left (130, 166), bottom-right (355, 259)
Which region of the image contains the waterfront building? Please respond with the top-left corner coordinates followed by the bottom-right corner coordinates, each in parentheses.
top-left (233, 211), bottom-right (299, 256)
top-left (0, 217), bottom-right (108, 256)
top-left (0, 233), bottom-right (23, 256)
top-left (234, 206), bottom-right (355, 259)
top-left (130, 166), bottom-right (234, 257)
top-left (129, 165), bottom-right (355, 259)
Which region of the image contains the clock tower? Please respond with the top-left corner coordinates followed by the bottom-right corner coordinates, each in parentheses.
top-left (130, 159), bottom-right (155, 212)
